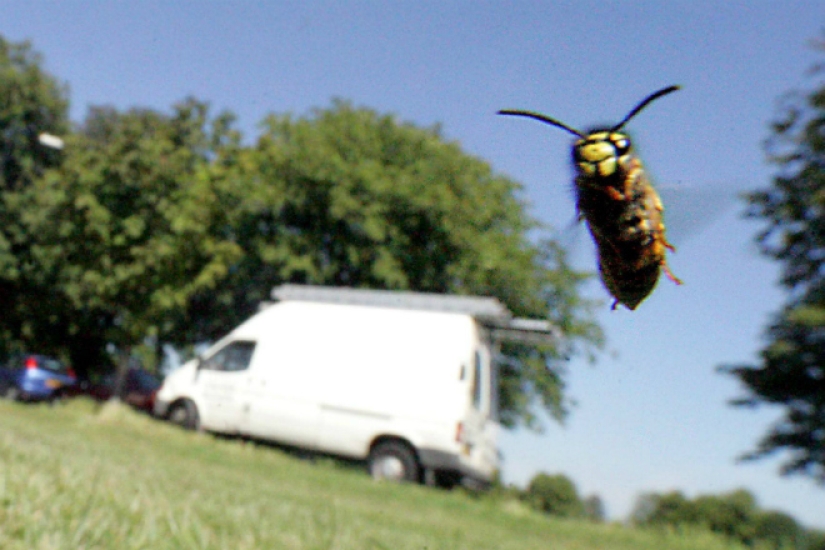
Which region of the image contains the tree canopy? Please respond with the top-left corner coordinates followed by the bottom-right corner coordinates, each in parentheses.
top-left (524, 472), bottom-right (585, 518)
top-left (631, 488), bottom-right (814, 549)
top-left (0, 36), bottom-right (603, 429)
top-left (721, 48), bottom-right (825, 482)
top-left (0, 37), bottom-right (69, 357)
top-left (17, 99), bottom-right (244, 373)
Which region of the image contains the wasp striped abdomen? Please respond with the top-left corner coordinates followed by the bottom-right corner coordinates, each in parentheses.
top-left (576, 148), bottom-right (681, 310)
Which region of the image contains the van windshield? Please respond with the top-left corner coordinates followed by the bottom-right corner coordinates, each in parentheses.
top-left (202, 341), bottom-right (256, 372)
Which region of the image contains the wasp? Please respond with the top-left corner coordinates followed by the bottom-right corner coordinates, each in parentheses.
top-left (498, 85), bottom-right (682, 310)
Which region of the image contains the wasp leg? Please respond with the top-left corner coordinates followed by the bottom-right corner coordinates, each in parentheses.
top-left (661, 260), bottom-right (683, 285)
top-left (622, 162), bottom-right (643, 201)
top-left (578, 178), bottom-right (627, 201)
top-left (604, 186), bottom-right (626, 201)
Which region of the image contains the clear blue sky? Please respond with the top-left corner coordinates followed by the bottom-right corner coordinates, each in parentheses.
top-left (5, 0), bottom-right (824, 528)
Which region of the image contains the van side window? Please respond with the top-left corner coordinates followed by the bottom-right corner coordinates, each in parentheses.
top-left (202, 341), bottom-right (256, 372)
top-left (472, 350), bottom-right (483, 410)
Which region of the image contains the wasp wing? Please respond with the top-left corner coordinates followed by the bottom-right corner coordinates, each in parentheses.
top-left (656, 182), bottom-right (745, 247)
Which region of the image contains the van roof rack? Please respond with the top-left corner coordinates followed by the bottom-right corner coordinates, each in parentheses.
top-left (270, 284), bottom-right (560, 345)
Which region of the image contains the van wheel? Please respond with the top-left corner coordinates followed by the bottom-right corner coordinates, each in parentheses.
top-left (368, 441), bottom-right (420, 483)
top-left (168, 400), bottom-right (200, 431)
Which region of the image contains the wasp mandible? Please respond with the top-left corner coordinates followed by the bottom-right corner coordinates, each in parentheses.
top-left (498, 85), bottom-right (682, 310)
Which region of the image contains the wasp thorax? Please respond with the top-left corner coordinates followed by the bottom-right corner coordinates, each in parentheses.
top-left (574, 132), bottom-right (632, 177)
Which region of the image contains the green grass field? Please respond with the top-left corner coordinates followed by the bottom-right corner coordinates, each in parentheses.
top-left (0, 399), bottom-right (743, 550)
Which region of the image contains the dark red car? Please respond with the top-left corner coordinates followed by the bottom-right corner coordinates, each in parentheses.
top-left (84, 368), bottom-right (161, 413)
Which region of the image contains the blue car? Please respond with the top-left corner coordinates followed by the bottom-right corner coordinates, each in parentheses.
top-left (0, 353), bottom-right (77, 402)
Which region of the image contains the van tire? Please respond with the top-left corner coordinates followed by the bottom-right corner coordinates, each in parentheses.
top-left (168, 399), bottom-right (200, 431)
top-left (368, 441), bottom-right (420, 483)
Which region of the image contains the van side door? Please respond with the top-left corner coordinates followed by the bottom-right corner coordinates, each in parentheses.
top-left (241, 357), bottom-right (322, 449)
top-left (195, 340), bottom-right (256, 432)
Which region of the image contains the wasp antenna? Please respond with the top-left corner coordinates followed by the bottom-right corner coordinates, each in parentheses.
top-left (497, 109), bottom-right (585, 138)
top-left (611, 85), bottom-right (681, 132)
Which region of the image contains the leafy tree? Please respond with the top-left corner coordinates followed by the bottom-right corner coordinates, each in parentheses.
top-left (632, 488), bottom-right (814, 549)
top-left (0, 37), bottom-right (69, 357)
top-left (693, 489), bottom-right (757, 544)
top-left (807, 529), bottom-right (825, 550)
top-left (0, 37), bottom-right (67, 192)
top-left (182, 100), bottom-right (603, 427)
top-left (720, 48), bottom-right (825, 482)
top-left (631, 490), bottom-right (699, 527)
top-left (753, 510), bottom-right (803, 550)
top-left (524, 472), bottom-right (584, 517)
top-left (582, 494), bottom-right (607, 522)
top-left (18, 99), bottom-right (242, 376)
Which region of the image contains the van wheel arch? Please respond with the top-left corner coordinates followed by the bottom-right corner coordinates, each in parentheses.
top-left (368, 438), bottom-right (421, 483)
top-left (167, 399), bottom-right (200, 431)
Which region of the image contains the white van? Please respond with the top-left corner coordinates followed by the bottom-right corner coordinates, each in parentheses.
top-left (154, 285), bottom-right (557, 487)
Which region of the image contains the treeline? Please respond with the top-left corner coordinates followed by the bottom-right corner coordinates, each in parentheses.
top-left (492, 473), bottom-right (823, 549)
top-left (521, 472), bottom-right (606, 521)
top-left (631, 488), bottom-right (824, 549)
top-left (0, 36), bottom-right (603, 428)
top-left (489, 472), bottom-right (605, 522)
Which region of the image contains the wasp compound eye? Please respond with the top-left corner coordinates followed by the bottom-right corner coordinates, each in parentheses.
top-left (610, 134), bottom-right (631, 155)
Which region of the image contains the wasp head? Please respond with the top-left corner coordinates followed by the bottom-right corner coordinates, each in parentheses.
top-left (573, 131), bottom-right (632, 178)
top-left (497, 84), bottom-right (679, 177)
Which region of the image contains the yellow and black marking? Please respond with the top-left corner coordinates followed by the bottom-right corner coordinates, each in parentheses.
top-left (498, 85), bottom-right (682, 310)
top-left (574, 132), bottom-right (632, 178)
